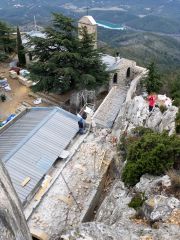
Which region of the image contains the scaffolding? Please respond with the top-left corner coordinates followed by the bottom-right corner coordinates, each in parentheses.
top-left (77, 89), bottom-right (96, 114)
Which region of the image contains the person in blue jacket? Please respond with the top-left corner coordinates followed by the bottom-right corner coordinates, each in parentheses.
top-left (78, 112), bottom-right (87, 134)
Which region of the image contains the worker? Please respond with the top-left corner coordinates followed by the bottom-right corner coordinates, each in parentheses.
top-left (148, 94), bottom-right (156, 112)
top-left (78, 111), bottom-right (87, 134)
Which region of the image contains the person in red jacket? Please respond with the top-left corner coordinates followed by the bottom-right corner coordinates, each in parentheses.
top-left (148, 94), bottom-right (156, 112)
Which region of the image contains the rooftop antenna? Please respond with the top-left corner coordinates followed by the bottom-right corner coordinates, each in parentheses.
top-left (86, 0), bottom-right (89, 15)
top-left (86, 6), bottom-right (89, 15)
top-left (34, 15), bottom-right (38, 31)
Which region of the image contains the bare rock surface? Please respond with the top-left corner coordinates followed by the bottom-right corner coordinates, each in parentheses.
top-left (59, 179), bottom-right (180, 240)
top-left (114, 96), bottom-right (178, 136)
top-left (135, 174), bottom-right (172, 197)
top-left (143, 195), bottom-right (180, 221)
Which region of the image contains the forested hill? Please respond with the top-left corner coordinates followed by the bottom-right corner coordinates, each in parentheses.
top-left (0, 0), bottom-right (180, 34)
top-left (0, 0), bottom-right (180, 72)
top-left (99, 28), bottom-right (180, 72)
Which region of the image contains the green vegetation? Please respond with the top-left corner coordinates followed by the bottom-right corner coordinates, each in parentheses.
top-left (17, 26), bottom-right (26, 66)
top-left (120, 128), bottom-right (180, 186)
top-left (175, 111), bottom-right (180, 134)
top-left (0, 20), bottom-right (15, 59)
top-left (127, 15), bottom-right (180, 34)
top-left (28, 13), bottom-right (109, 93)
top-left (142, 62), bottom-right (162, 94)
top-left (128, 192), bottom-right (146, 210)
top-left (159, 105), bottom-right (167, 114)
top-left (98, 29), bottom-right (180, 72)
top-left (170, 74), bottom-right (180, 107)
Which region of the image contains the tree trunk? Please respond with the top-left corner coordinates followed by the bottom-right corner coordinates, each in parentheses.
top-left (0, 160), bottom-right (32, 240)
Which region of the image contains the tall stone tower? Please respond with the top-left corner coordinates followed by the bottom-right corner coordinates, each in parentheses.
top-left (78, 16), bottom-right (97, 49)
top-left (0, 160), bottom-right (32, 240)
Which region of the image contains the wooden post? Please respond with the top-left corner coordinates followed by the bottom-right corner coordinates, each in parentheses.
top-left (0, 160), bottom-right (32, 240)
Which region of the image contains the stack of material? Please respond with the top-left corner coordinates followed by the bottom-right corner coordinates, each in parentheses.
top-left (0, 78), bottom-right (11, 91)
top-left (18, 76), bottom-right (33, 87)
top-left (0, 79), bottom-right (8, 88)
top-left (9, 70), bottom-right (18, 79)
top-left (0, 114), bottom-right (16, 127)
top-left (20, 69), bottom-right (30, 78)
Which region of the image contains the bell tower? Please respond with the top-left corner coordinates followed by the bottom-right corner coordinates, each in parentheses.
top-left (78, 16), bottom-right (97, 49)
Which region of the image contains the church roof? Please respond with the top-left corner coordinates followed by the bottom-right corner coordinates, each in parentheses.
top-left (79, 16), bottom-right (97, 25)
top-left (101, 54), bottom-right (121, 71)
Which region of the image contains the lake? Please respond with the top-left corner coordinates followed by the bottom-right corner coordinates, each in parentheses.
top-left (96, 20), bottom-right (126, 30)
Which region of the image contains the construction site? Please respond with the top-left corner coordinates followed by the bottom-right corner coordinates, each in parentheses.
top-left (0, 49), bottom-right (148, 239)
top-left (0, 18), bottom-right (149, 239)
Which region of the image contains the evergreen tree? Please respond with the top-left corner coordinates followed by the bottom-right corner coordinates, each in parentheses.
top-left (28, 13), bottom-right (109, 93)
top-left (121, 130), bottom-right (180, 186)
top-left (77, 27), bottom-right (109, 89)
top-left (17, 26), bottom-right (26, 66)
top-left (143, 62), bottom-right (162, 93)
top-left (0, 21), bottom-right (15, 59)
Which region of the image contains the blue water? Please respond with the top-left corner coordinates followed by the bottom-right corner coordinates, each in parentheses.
top-left (96, 20), bottom-right (126, 30)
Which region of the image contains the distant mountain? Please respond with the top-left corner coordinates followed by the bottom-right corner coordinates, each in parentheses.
top-left (0, 0), bottom-right (180, 34)
top-left (99, 28), bottom-right (180, 71)
top-left (0, 0), bottom-right (180, 71)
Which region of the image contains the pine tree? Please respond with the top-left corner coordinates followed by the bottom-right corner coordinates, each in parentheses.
top-left (17, 26), bottom-right (26, 66)
top-left (144, 62), bottom-right (162, 94)
top-left (77, 26), bottom-right (109, 90)
top-left (28, 13), bottom-right (109, 93)
top-left (0, 21), bottom-right (15, 57)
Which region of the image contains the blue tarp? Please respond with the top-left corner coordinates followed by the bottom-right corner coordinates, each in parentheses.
top-left (0, 114), bottom-right (16, 127)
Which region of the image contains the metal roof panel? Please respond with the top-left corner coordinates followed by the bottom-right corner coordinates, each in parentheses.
top-left (0, 107), bottom-right (78, 204)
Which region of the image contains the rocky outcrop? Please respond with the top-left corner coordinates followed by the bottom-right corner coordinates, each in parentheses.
top-left (135, 174), bottom-right (172, 197)
top-left (59, 177), bottom-right (180, 240)
top-left (114, 96), bottom-right (178, 136)
top-left (143, 195), bottom-right (179, 221)
top-left (0, 160), bottom-right (32, 240)
top-left (135, 174), bottom-right (180, 222)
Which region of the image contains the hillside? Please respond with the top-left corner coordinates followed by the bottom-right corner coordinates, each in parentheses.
top-left (98, 28), bottom-right (180, 71)
top-left (0, 0), bottom-right (180, 34)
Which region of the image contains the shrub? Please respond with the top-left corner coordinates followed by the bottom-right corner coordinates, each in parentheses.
top-left (1, 94), bottom-right (6, 102)
top-left (142, 62), bottom-right (162, 94)
top-left (122, 131), bottom-right (180, 186)
top-left (132, 127), bottom-right (154, 137)
top-left (118, 127), bottom-right (153, 159)
top-left (118, 133), bottom-right (139, 159)
top-left (175, 110), bottom-right (180, 134)
top-left (159, 105), bottom-right (167, 113)
top-left (128, 192), bottom-right (146, 210)
top-left (0, 52), bottom-right (8, 61)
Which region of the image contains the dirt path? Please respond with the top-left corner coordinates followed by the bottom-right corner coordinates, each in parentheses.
top-left (0, 62), bottom-right (48, 121)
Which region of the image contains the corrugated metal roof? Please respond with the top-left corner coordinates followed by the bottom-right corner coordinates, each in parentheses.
top-left (0, 107), bottom-right (78, 204)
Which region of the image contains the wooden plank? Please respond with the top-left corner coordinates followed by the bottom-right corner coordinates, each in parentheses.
top-left (21, 177), bottom-right (31, 187)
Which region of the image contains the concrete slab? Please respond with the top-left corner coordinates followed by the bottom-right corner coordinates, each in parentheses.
top-left (25, 131), bottom-right (116, 238)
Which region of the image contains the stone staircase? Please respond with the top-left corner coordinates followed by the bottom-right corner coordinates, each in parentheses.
top-left (93, 86), bottom-right (128, 128)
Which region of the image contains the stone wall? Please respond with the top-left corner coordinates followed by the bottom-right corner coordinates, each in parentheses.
top-left (109, 58), bottom-right (137, 89)
top-left (0, 160), bottom-right (32, 240)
